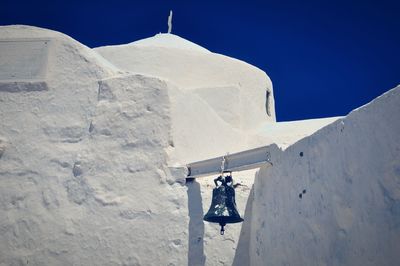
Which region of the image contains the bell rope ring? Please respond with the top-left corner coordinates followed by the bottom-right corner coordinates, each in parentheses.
top-left (203, 173), bottom-right (243, 235)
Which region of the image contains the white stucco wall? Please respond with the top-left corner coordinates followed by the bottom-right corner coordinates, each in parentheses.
top-left (2, 25), bottom-right (398, 266)
top-left (0, 26), bottom-right (188, 266)
top-left (95, 33), bottom-right (276, 131)
top-left (245, 85), bottom-right (400, 265)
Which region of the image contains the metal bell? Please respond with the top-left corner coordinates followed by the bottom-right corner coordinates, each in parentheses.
top-left (203, 174), bottom-right (243, 235)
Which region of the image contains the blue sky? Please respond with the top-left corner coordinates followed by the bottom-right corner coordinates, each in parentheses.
top-left (1, 0), bottom-right (399, 121)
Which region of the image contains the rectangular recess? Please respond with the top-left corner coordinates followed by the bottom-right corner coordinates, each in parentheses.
top-left (0, 39), bottom-right (50, 81)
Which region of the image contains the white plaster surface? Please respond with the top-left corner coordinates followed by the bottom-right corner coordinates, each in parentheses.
top-left (1, 25), bottom-right (397, 266)
top-left (129, 33), bottom-right (210, 53)
top-left (242, 86), bottom-right (400, 266)
top-left (0, 39), bottom-right (50, 81)
top-left (0, 26), bottom-right (188, 266)
top-left (95, 34), bottom-right (276, 132)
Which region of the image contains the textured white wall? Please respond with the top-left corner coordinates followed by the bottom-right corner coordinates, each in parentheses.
top-left (0, 26), bottom-right (188, 266)
top-left (0, 26), bottom-right (261, 266)
top-left (0, 26), bottom-right (260, 266)
top-left (3, 25), bottom-right (398, 266)
top-left (246, 86), bottom-right (400, 265)
top-left (95, 34), bottom-right (276, 130)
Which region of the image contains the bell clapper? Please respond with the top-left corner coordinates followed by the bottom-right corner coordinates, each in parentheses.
top-left (219, 222), bottom-right (226, 235)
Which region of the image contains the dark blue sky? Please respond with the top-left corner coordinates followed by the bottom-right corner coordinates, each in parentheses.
top-left (1, 0), bottom-right (399, 121)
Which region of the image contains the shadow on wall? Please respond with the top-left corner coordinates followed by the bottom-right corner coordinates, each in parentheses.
top-left (232, 187), bottom-right (254, 266)
top-left (186, 179), bottom-right (206, 266)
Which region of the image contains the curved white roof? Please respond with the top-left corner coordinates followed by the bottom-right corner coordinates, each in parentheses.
top-left (127, 33), bottom-right (210, 53)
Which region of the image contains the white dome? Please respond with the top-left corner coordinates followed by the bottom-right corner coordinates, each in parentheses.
top-left (128, 33), bottom-right (210, 53)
